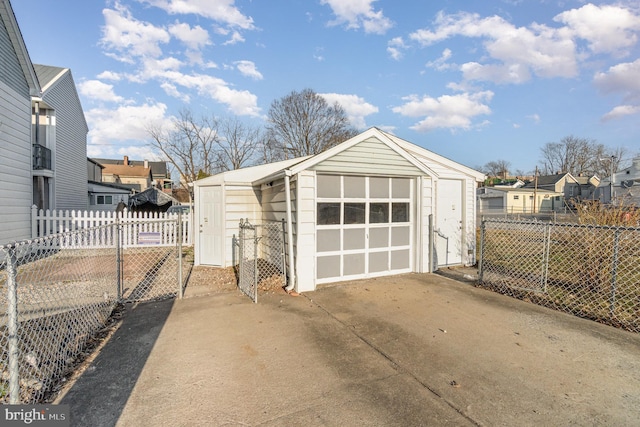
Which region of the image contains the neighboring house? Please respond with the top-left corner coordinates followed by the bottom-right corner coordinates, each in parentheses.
top-left (32, 64), bottom-right (89, 212)
top-left (0, 0), bottom-right (41, 244)
top-left (99, 156), bottom-right (153, 192)
top-left (597, 156), bottom-right (640, 205)
top-left (522, 172), bottom-right (598, 205)
top-left (95, 156), bottom-right (172, 192)
top-left (193, 127), bottom-right (485, 293)
top-left (477, 187), bottom-right (564, 214)
top-left (87, 158), bottom-right (132, 212)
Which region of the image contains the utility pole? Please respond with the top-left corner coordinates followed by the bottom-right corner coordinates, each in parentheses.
top-left (609, 155), bottom-right (615, 203)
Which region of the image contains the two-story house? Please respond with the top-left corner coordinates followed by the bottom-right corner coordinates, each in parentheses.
top-left (32, 64), bottom-right (89, 212)
top-left (95, 156), bottom-right (172, 192)
top-left (0, 0), bottom-right (40, 243)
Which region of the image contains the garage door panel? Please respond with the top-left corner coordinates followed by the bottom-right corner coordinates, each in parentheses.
top-left (369, 227), bottom-right (389, 248)
top-left (369, 251), bottom-right (389, 273)
top-left (391, 226), bottom-right (410, 246)
top-left (391, 249), bottom-right (411, 270)
top-left (344, 253), bottom-right (365, 275)
top-left (317, 229), bottom-right (340, 252)
top-left (344, 228), bottom-right (366, 250)
top-left (318, 255), bottom-right (340, 279)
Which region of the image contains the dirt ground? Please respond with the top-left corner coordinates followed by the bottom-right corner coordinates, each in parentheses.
top-left (184, 264), bottom-right (288, 295)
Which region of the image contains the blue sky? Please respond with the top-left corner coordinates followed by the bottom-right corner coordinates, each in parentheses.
top-left (12, 0), bottom-right (640, 174)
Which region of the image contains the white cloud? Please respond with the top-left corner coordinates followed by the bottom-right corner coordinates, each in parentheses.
top-left (319, 93), bottom-right (378, 129)
top-left (527, 113), bottom-right (541, 124)
top-left (594, 59), bottom-right (640, 98)
top-left (153, 70), bottom-right (261, 116)
top-left (86, 102), bottom-right (168, 147)
top-left (392, 91), bottom-right (493, 132)
top-left (387, 37), bottom-right (406, 61)
top-left (601, 105), bottom-right (640, 121)
top-left (101, 3), bottom-right (170, 60)
top-left (235, 60), bottom-right (263, 80)
top-left (138, 0), bottom-right (255, 30)
top-left (321, 0), bottom-right (393, 34)
top-left (408, 11), bottom-right (579, 83)
top-left (160, 82), bottom-right (190, 103)
top-left (425, 48), bottom-right (453, 71)
top-left (554, 4), bottom-right (640, 56)
top-left (222, 30), bottom-right (245, 45)
top-left (96, 71), bottom-right (122, 81)
top-left (79, 80), bottom-right (125, 103)
top-left (168, 21), bottom-right (211, 49)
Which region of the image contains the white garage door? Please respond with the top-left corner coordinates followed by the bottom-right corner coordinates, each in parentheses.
top-left (316, 175), bottom-right (413, 283)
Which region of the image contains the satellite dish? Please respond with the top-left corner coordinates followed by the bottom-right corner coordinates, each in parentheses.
top-left (621, 180), bottom-right (635, 188)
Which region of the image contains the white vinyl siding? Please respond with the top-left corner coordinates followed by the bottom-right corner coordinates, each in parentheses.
top-left (311, 137), bottom-right (424, 176)
top-left (0, 80), bottom-right (32, 244)
top-left (223, 186), bottom-right (261, 266)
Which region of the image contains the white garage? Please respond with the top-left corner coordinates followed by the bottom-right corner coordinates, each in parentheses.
top-left (193, 128), bottom-right (485, 292)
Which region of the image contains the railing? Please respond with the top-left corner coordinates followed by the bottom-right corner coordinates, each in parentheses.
top-left (32, 144), bottom-right (51, 170)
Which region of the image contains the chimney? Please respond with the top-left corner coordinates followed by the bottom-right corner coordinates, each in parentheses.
top-left (144, 159), bottom-right (149, 169)
top-left (124, 156), bottom-right (129, 166)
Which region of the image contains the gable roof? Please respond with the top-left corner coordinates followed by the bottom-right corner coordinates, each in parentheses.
top-left (93, 157), bottom-right (170, 178)
top-left (523, 172), bottom-right (578, 188)
top-left (0, 0), bottom-right (40, 95)
top-left (196, 127), bottom-right (486, 188)
top-left (33, 64), bottom-right (67, 91)
top-left (101, 164), bottom-right (151, 178)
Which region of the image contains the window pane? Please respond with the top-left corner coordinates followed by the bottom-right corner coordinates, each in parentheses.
top-left (344, 176), bottom-right (365, 198)
top-left (105, 195), bottom-right (113, 204)
top-left (317, 175), bottom-right (341, 198)
top-left (97, 195), bottom-right (104, 204)
top-left (344, 228), bottom-right (366, 250)
top-left (369, 177), bottom-right (389, 198)
top-left (391, 203), bottom-right (409, 222)
top-left (344, 203), bottom-right (365, 224)
top-left (369, 203), bottom-right (389, 223)
top-left (318, 203), bottom-right (340, 225)
top-left (317, 229), bottom-right (340, 252)
top-left (392, 178), bottom-right (410, 198)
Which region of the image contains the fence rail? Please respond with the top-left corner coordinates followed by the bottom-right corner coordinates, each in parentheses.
top-left (479, 218), bottom-right (640, 333)
top-left (1, 218), bottom-right (187, 404)
top-left (31, 206), bottom-right (192, 247)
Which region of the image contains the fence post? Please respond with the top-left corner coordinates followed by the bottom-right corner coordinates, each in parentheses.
top-left (178, 214), bottom-right (184, 299)
top-left (428, 214), bottom-right (434, 273)
top-left (6, 246), bottom-right (20, 404)
top-left (253, 225), bottom-right (258, 304)
top-left (478, 219), bottom-right (485, 283)
top-left (610, 228), bottom-right (621, 318)
top-left (541, 223), bottom-right (552, 292)
top-left (116, 216), bottom-right (122, 301)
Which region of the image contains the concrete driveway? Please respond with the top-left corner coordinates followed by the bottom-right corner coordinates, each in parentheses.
top-left (57, 273), bottom-right (640, 426)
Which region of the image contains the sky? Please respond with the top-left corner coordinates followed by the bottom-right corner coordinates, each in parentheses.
top-left (11, 0), bottom-right (640, 174)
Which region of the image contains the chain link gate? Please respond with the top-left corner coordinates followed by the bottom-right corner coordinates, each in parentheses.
top-left (479, 218), bottom-right (640, 333)
top-left (236, 219), bottom-right (286, 303)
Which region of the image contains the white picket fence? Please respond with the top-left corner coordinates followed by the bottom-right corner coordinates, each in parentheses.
top-left (31, 206), bottom-right (193, 248)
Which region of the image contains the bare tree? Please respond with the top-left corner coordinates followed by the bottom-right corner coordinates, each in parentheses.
top-left (484, 160), bottom-right (511, 179)
top-left (147, 109), bottom-right (220, 199)
top-left (216, 117), bottom-right (261, 171)
top-left (266, 88), bottom-right (358, 158)
top-left (538, 135), bottom-right (624, 177)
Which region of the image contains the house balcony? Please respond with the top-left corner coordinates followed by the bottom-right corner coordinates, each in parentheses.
top-left (33, 144), bottom-right (52, 170)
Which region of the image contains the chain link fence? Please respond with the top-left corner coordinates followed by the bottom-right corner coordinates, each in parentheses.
top-left (1, 218), bottom-right (187, 404)
top-left (236, 220), bottom-right (286, 303)
top-left (479, 218), bottom-right (640, 333)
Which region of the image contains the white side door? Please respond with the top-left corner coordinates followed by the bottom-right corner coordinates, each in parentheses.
top-left (198, 186), bottom-right (223, 266)
top-left (435, 179), bottom-right (463, 267)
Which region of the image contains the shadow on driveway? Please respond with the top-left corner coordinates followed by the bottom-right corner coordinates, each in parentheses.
top-left (56, 299), bottom-right (175, 427)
